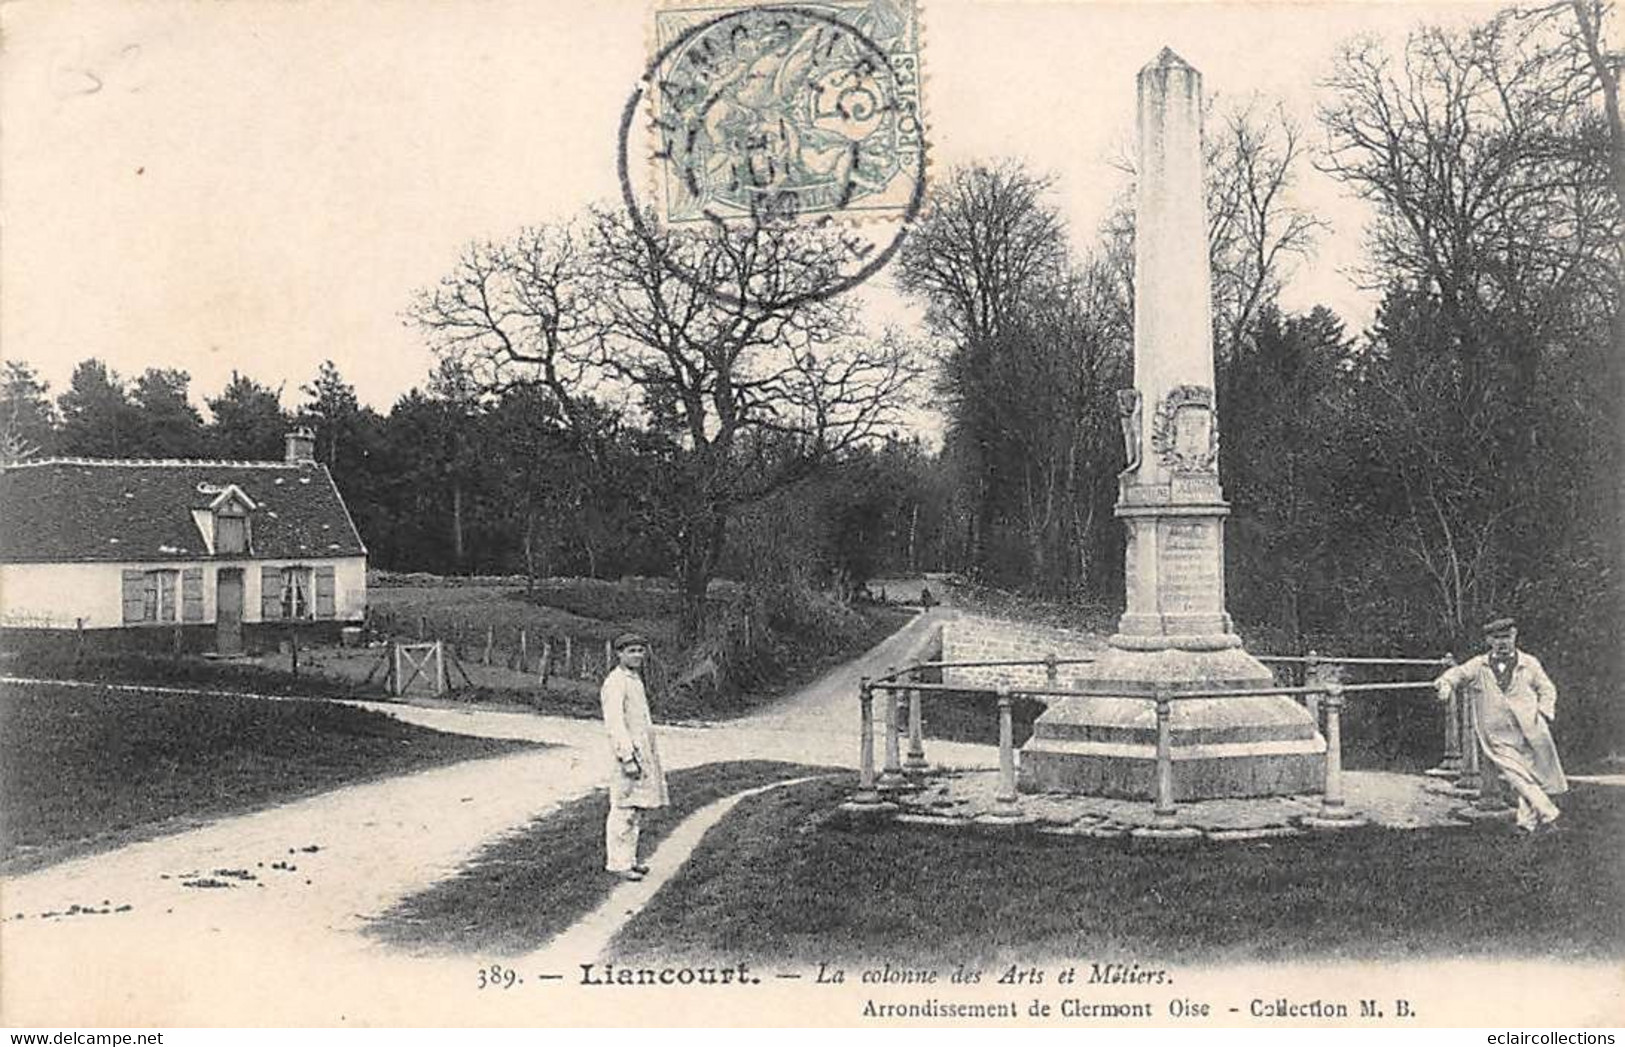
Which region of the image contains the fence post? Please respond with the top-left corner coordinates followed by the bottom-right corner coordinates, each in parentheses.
top-left (984, 685), bottom-right (1025, 821)
top-left (904, 663), bottom-right (929, 775)
top-left (1133, 691), bottom-right (1198, 840)
top-left (1471, 760), bottom-right (1515, 818)
top-left (1427, 654), bottom-right (1463, 778)
top-left (1304, 649), bottom-right (1322, 722)
top-left (418, 615), bottom-right (427, 640)
top-left (539, 641), bottom-right (552, 686)
top-left (518, 629), bottom-right (529, 674)
top-left (1153, 694), bottom-right (1176, 824)
top-left (1454, 669), bottom-right (1483, 796)
top-left (879, 666), bottom-right (906, 790)
top-left (1045, 653), bottom-right (1058, 689)
top-left (434, 640), bottom-right (447, 696)
top-left (482, 625), bottom-right (494, 666)
top-left (843, 678), bottom-right (890, 811)
top-left (564, 636), bottom-right (574, 678)
top-left (1304, 679), bottom-right (1366, 829)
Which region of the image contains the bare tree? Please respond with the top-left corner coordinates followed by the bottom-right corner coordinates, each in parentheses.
top-left (406, 224), bottom-right (595, 424)
top-left (412, 209), bottom-right (919, 641)
top-left (1207, 103), bottom-right (1328, 363)
top-left (1318, 20), bottom-right (1618, 394)
top-left (896, 161), bottom-right (1069, 348)
top-left (1318, 13), bottom-right (1620, 638)
top-left (898, 160), bottom-right (1132, 595)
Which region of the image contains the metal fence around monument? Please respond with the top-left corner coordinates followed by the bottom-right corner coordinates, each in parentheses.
top-left (847, 651), bottom-right (1497, 832)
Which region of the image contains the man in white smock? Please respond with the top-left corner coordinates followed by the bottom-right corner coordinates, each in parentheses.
top-left (1436, 617), bottom-right (1568, 833)
top-left (600, 632), bottom-right (669, 880)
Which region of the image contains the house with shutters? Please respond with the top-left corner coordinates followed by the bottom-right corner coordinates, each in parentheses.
top-left (0, 429), bottom-right (366, 655)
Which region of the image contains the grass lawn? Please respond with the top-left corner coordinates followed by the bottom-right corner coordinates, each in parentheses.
top-left (610, 777), bottom-right (1625, 965)
top-left (0, 682), bottom-right (542, 874)
top-left (367, 760), bottom-right (837, 956)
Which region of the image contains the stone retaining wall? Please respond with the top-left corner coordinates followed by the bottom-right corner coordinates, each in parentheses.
top-left (939, 614), bottom-right (1106, 691)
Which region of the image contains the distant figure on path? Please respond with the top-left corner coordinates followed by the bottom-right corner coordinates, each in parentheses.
top-left (600, 632), bottom-right (669, 880)
top-left (1436, 617), bottom-right (1568, 833)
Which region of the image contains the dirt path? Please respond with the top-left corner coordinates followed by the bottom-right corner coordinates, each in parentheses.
top-left (1, 608), bottom-right (989, 1025)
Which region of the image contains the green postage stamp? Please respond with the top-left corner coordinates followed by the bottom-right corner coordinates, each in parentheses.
top-left (642, 1), bottom-right (925, 227)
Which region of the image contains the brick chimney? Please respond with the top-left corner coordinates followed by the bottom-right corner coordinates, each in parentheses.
top-left (284, 427), bottom-right (317, 464)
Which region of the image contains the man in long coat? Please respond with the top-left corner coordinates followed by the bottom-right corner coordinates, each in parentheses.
top-left (600, 632), bottom-right (669, 880)
top-left (1436, 617), bottom-right (1567, 833)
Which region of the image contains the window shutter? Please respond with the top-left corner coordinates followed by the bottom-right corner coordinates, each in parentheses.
top-left (182, 568), bottom-right (204, 622)
top-left (158, 572), bottom-right (177, 622)
top-left (315, 565), bottom-right (336, 619)
top-left (261, 565), bottom-right (283, 620)
top-left (122, 569), bottom-right (147, 624)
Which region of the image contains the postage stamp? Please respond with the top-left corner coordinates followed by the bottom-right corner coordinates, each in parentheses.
top-left (637, 0), bottom-right (925, 228)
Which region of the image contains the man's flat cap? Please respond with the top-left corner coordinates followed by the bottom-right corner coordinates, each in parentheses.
top-left (1482, 617), bottom-right (1517, 636)
top-left (612, 632), bottom-right (651, 651)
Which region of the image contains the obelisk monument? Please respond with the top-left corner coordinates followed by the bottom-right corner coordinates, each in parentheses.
top-left (1019, 49), bottom-right (1325, 799)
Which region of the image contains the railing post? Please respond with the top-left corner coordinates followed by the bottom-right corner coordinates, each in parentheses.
top-left (1304, 649), bottom-right (1322, 722)
top-left (1454, 668), bottom-right (1483, 796)
top-left (1153, 693), bottom-right (1176, 824)
top-left (1303, 680), bottom-right (1366, 829)
top-left (985, 685), bottom-right (1025, 821)
top-left (1427, 654), bottom-right (1463, 778)
top-left (1133, 692), bottom-right (1198, 840)
top-left (1473, 761), bottom-right (1514, 817)
top-left (1045, 653), bottom-right (1058, 689)
top-left (843, 678), bottom-right (890, 810)
top-left (879, 667), bottom-right (906, 790)
top-left (903, 663), bottom-right (929, 775)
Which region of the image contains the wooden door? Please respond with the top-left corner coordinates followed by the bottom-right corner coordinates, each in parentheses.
top-left (216, 568), bottom-right (244, 655)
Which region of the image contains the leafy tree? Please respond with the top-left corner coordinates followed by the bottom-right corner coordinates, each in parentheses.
top-left (206, 371), bottom-right (289, 461)
top-left (0, 360), bottom-right (57, 463)
top-left (299, 360), bottom-right (388, 548)
top-left (129, 368), bottom-right (205, 458)
top-left (57, 359), bottom-right (137, 458)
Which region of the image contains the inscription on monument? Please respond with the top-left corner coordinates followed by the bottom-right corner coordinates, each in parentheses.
top-left (1160, 521), bottom-right (1220, 614)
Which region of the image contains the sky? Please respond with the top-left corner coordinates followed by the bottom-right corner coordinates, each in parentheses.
top-left (0, 0), bottom-right (1506, 424)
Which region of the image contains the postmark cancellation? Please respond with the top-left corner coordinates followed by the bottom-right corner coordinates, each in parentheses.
top-left (642, 0), bottom-right (925, 229)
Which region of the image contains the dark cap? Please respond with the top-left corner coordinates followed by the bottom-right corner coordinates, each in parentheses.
top-left (612, 632), bottom-right (651, 651)
top-left (1481, 617), bottom-right (1517, 636)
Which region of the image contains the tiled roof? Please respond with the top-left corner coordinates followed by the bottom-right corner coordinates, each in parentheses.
top-left (0, 458), bottom-right (366, 563)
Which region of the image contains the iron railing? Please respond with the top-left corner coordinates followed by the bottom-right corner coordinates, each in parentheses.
top-left (845, 650), bottom-right (1497, 831)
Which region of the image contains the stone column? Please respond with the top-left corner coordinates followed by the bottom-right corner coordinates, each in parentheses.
top-left (1116, 48), bottom-right (1235, 651)
top-left (1019, 49), bottom-right (1325, 801)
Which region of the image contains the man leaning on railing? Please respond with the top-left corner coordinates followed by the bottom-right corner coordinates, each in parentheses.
top-left (1435, 617), bottom-right (1568, 835)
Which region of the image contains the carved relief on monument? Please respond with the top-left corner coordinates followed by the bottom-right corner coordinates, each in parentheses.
top-left (1115, 389), bottom-right (1142, 472)
top-left (1150, 384), bottom-right (1219, 472)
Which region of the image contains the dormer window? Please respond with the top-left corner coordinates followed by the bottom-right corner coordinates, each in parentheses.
top-left (217, 505), bottom-right (248, 555)
top-left (202, 484), bottom-right (257, 557)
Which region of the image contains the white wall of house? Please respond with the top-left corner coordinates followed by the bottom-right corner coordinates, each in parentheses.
top-left (0, 556), bottom-right (367, 629)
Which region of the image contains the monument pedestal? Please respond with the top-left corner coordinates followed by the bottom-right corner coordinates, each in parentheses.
top-left (1019, 476), bottom-right (1326, 800)
top-left (1019, 646), bottom-right (1325, 800)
